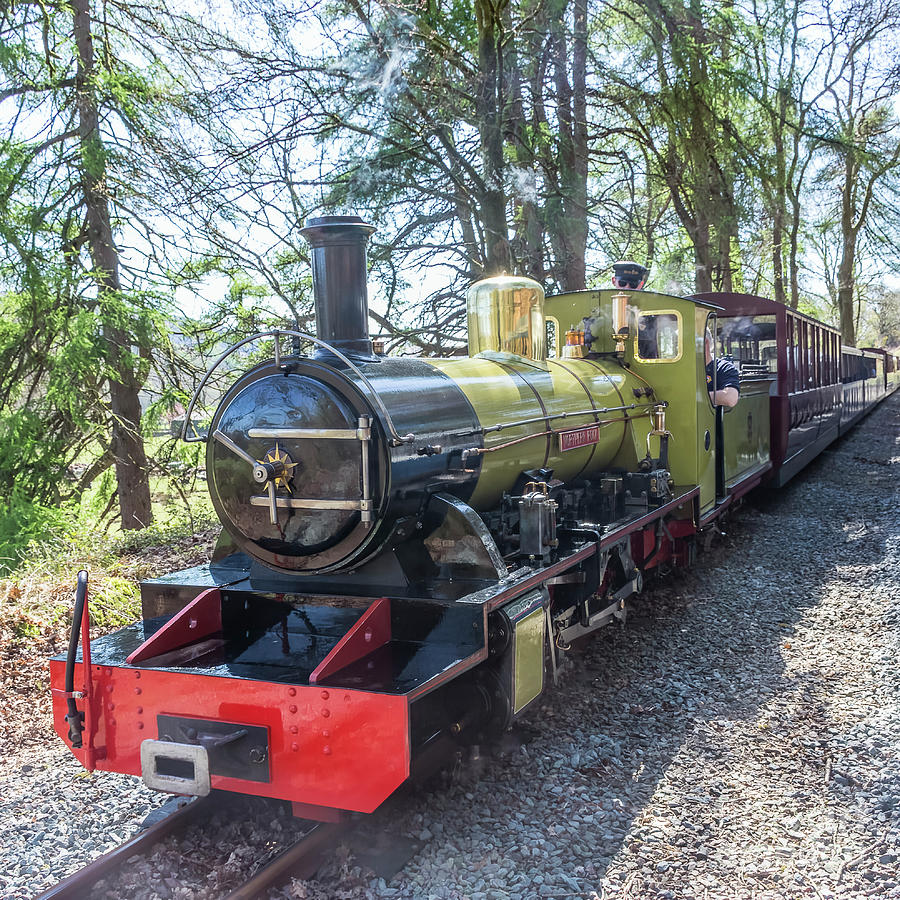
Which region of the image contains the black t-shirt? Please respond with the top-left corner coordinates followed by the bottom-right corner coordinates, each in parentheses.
top-left (706, 357), bottom-right (741, 395)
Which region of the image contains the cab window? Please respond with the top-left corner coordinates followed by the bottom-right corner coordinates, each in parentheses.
top-left (635, 313), bottom-right (681, 361)
top-left (545, 317), bottom-right (559, 358)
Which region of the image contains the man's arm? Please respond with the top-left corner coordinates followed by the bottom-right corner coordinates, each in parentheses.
top-left (709, 386), bottom-right (740, 408)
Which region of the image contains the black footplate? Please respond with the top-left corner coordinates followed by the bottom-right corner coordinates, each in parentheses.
top-left (157, 714), bottom-right (270, 783)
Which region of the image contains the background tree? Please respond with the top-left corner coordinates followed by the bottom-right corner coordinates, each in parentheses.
top-left (813, 0), bottom-right (900, 345)
top-left (2, 0), bottom-right (900, 557)
top-left (0, 0), bottom-right (212, 532)
top-left (595, 0), bottom-right (752, 293)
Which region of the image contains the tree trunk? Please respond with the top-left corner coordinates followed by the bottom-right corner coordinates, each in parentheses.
top-left (772, 204), bottom-right (785, 305)
top-left (692, 224), bottom-right (714, 294)
top-left (504, 1), bottom-right (544, 281)
top-left (837, 246), bottom-right (857, 346)
top-left (716, 221), bottom-right (733, 292)
top-left (771, 95), bottom-right (787, 305)
top-left (72, 0), bottom-right (152, 529)
top-left (475, 0), bottom-right (511, 276)
top-left (837, 150), bottom-right (857, 346)
top-left (562, 0), bottom-right (589, 290)
top-left (788, 185), bottom-right (802, 308)
top-left (454, 182), bottom-right (482, 282)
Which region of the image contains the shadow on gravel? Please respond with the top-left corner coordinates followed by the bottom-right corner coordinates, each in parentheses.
top-left (337, 395), bottom-right (900, 900)
top-left (523, 396), bottom-right (900, 895)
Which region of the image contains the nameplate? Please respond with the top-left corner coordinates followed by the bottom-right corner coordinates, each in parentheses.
top-left (558, 424), bottom-right (600, 452)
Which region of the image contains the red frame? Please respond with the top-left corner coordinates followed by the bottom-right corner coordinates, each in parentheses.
top-left (127, 587), bottom-right (222, 664)
top-left (49, 659), bottom-right (409, 813)
top-left (310, 597), bottom-right (390, 684)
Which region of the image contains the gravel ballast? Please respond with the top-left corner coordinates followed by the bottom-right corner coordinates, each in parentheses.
top-left (2, 393), bottom-right (898, 900)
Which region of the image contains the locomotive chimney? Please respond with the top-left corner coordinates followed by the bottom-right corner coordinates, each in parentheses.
top-left (300, 215), bottom-right (377, 357)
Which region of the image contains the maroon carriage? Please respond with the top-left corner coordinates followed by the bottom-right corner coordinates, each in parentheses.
top-left (694, 292), bottom-right (842, 487)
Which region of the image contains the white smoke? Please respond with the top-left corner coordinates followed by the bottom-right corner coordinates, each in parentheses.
top-left (376, 44), bottom-right (408, 100)
top-left (347, 11), bottom-right (416, 105)
top-left (508, 166), bottom-right (539, 203)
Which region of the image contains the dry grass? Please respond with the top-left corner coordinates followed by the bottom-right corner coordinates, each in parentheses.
top-left (0, 520), bottom-right (219, 750)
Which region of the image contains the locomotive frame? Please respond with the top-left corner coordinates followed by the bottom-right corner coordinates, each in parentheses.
top-left (51, 216), bottom-right (899, 822)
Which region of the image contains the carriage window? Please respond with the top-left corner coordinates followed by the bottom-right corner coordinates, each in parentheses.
top-left (812, 327), bottom-right (818, 385)
top-left (716, 314), bottom-right (777, 374)
top-left (787, 316), bottom-right (796, 391)
top-left (800, 321), bottom-right (808, 387)
top-left (635, 313), bottom-right (681, 361)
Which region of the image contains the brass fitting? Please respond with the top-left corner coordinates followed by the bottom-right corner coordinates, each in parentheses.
top-left (611, 291), bottom-right (631, 354)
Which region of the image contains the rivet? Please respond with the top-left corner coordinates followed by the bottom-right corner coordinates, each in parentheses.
top-left (109, 719), bottom-right (116, 727)
top-left (137, 722), bottom-right (144, 730)
top-left (134, 671), bottom-right (141, 680)
top-left (344, 694), bottom-right (351, 702)
top-left (292, 742), bottom-right (299, 752)
top-left (320, 690), bottom-right (329, 700)
top-left (134, 687), bottom-right (142, 695)
top-left (290, 725), bottom-right (298, 734)
top-left (289, 704), bottom-right (297, 714)
top-left (188, 618), bottom-right (198, 629)
top-left (323, 745), bottom-right (331, 755)
top-left (136, 706), bottom-right (143, 715)
top-left (321, 709), bottom-right (330, 718)
top-left (106, 684), bottom-right (114, 693)
top-left (288, 687), bottom-right (297, 697)
top-left (108, 703), bottom-right (115, 711)
top-left (364, 629), bottom-right (372, 643)
top-left (322, 730), bottom-right (330, 738)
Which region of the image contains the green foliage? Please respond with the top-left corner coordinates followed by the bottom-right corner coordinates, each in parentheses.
top-left (0, 0), bottom-right (222, 531)
top-left (0, 490), bottom-right (70, 575)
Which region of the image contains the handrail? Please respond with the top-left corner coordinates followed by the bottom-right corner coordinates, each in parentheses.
top-left (180, 329), bottom-right (414, 447)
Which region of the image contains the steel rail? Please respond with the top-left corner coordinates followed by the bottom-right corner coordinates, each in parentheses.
top-left (35, 796), bottom-right (212, 900)
top-left (223, 821), bottom-right (349, 899)
top-left (36, 798), bottom-right (348, 900)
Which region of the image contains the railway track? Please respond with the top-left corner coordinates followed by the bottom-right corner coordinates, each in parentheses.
top-left (35, 795), bottom-right (347, 900)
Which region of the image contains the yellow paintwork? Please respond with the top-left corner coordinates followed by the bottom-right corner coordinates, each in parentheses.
top-left (722, 376), bottom-right (773, 488)
top-left (514, 606), bottom-right (545, 713)
top-left (427, 352), bottom-right (643, 508)
top-left (426, 286), bottom-right (728, 515)
top-left (544, 289), bottom-right (720, 514)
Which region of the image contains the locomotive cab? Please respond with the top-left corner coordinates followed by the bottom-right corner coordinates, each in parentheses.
top-left (545, 287), bottom-right (721, 515)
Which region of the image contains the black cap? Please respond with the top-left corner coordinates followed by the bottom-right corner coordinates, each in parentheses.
top-left (612, 261), bottom-right (649, 290)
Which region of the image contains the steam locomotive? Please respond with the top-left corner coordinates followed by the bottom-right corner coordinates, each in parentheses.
top-left (51, 216), bottom-right (899, 820)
